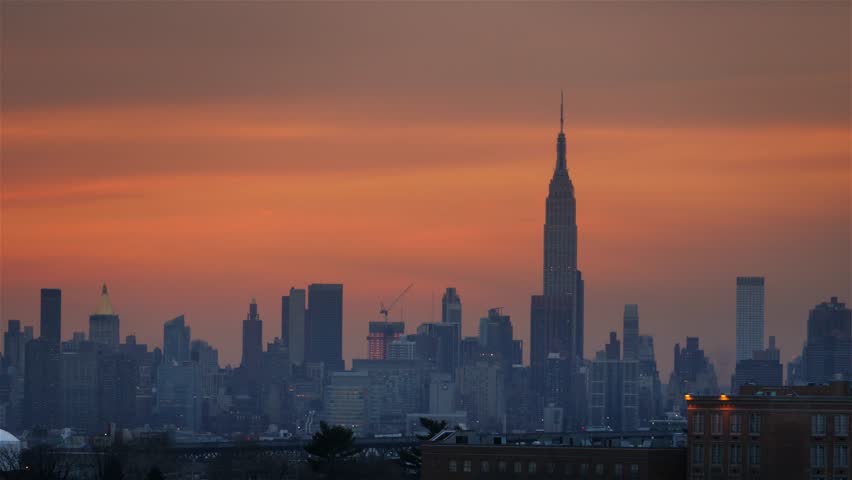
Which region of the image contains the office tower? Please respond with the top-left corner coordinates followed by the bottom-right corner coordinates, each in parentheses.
top-left (352, 359), bottom-right (430, 434)
top-left (60, 341), bottom-right (100, 433)
top-left (281, 295), bottom-right (290, 343)
top-left (460, 336), bottom-right (483, 365)
top-left (732, 336), bottom-right (783, 393)
top-left (637, 335), bottom-right (662, 425)
top-left (802, 297), bottom-right (852, 383)
top-left (157, 360), bottom-right (202, 431)
top-left (97, 350), bottom-right (138, 429)
top-left (388, 339), bottom-right (417, 360)
top-left (736, 276), bottom-right (765, 362)
top-left (40, 288), bottom-right (61, 345)
top-left (241, 298), bottom-right (263, 372)
top-left (191, 339), bottom-right (220, 398)
top-left (478, 308), bottom-right (515, 367)
top-left (89, 284), bottom-right (120, 350)
top-left (163, 315), bottom-right (190, 363)
top-left (324, 371), bottom-right (369, 435)
top-left (428, 372), bottom-right (457, 414)
top-left (262, 338), bottom-right (291, 384)
top-left (512, 339), bottom-right (523, 366)
top-left (3, 320), bottom-right (30, 370)
top-left (667, 337), bottom-right (719, 411)
top-left (589, 333), bottom-right (638, 431)
top-left (367, 321), bottom-right (405, 360)
top-left (457, 360), bottom-right (507, 432)
top-left (417, 322), bottom-right (460, 376)
top-left (442, 287), bottom-right (462, 326)
top-left (306, 284), bottom-right (344, 372)
top-left (622, 304), bottom-right (639, 361)
top-left (285, 288), bottom-right (306, 367)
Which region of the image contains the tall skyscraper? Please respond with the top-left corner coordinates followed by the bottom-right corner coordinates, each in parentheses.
top-left (622, 304), bottom-right (639, 361)
top-left (441, 288), bottom-right (462, 326)
top-left (163, 315), bottom-right (190, 364)
top-left (40, 288), bottom-right (61, 345)
top-left (531, 94), bottom-right (583, 400)
top-left (25, 289), bottom-right (62, 429)
top-left (802, 297), bottom-right (851, 383)
top-left (367, 321), bottom-right (404, 360)
top-left (736, 276), bottom-right (765, 362)
top-left (286, 288), bottom-right (307, 367)
top-left (241, 298), bottom-right (263, 372)
top-left (89, 283), bottom-right (120, 350)
top-left (306, 283), bottom-right (344, 372)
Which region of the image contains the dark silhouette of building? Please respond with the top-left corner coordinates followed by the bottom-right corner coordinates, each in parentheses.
top-left (284, 287), bottom-right (306, 367)
top-left (589, 332), bottom-right (638, 431)
top-left (163, 315), bottom-right (190, 363)
top-left (306, 283), bottom-right (344, 372)
top-left (442, 287), bottom-right (462, 326)
top-left (479, 308), bottom-right (514, 366)
top-left (622, 304), bottom-right (639, 361)
top-left (687, 381), bottom-right (852, 480)
top-left (241, 298), bottom-right (263, 372)
top-left (367, 321), bottom-right (404, 360)
top-left (802, 297), bottom-right (851, 383)
top-left (89, 284), bottom-right (120, 350)
top-left (736, 276), bottom-right (765, 363)
top-left (24, 289), bottom-right (62, 429)
top-left (3, 320), bottom-right (31, 371)
top-left (40, 288), bottom-right (61, 345)
top-left (667, 337), bottom-right (719, 412)
top-left (732, 336), bottom-right (782, 393)
top-left (417, 322), bottom-right (460, 376)
top-left (637, 335), bottom-right (662, 426)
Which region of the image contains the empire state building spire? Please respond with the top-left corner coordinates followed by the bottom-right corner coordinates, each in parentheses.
top-left (555, 91), bottom-right (567, 173)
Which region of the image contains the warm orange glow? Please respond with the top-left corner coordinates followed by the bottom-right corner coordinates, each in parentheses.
top-left (684, 394), bottom-right (693, 401)
top-left (720, 394), bottom-right (729, 401)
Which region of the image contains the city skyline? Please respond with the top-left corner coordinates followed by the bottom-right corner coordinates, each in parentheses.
top-left (2, 2), bottom-right (850, 383)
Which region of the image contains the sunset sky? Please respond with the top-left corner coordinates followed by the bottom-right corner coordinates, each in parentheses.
top-left (1, 2), bottom-right (849, 382)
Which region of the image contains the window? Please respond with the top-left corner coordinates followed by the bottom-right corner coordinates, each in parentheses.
top-left (812, 445), bottom-right (827, 467)
top-left (749, 445), bottom-right (761, 466)
top-left (835, 444), bottom-right (849, 468)
top-left (528, 462), bottom-right (537, 473)
top-left (546, 462), bottom-right (555, 474)
top-left (580, 463), bottom-right (589, 474)
top-left (730, 414), bottom-right (742, 434)
top-left (449, 460), bottom-right (457, 472)
top-left (749, 414), bottom-right (762, 435)
top-left (498, 461), bottom-right (507, 473)
top-left (614, 464), bottom-right (623, 474)
top-left (564, 463), bottom-right (573, 475)
top-left (711, 443), bottom-right (722, 465)
top-left (630, 464), bottom-right (640, 480)
top-left (693, 413), bottom-right (705, 434)
top-left (837, 416), bottom-right (849, 436)
top-left (480, 461), bottom-right (490, 473)
top-left (712, 414), bottom-right (723, 435)
top-left (595, 464), bottom-right (604, 475)
top-left (463, 460), bottom-right (471, 473)
top-left (814, 415), bottom-right (828, 436)
top-left (514, 461), bottom-right (522, 473)
top-left (730, 444), bottom-right (742, 465)
top-left (693, 445), bottom-right (705, 465)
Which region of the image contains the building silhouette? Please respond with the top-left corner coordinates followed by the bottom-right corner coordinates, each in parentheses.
top-left (736, 276), bottom-right (765, 363)
top-left (442, 288), bottom-right (462, 326)
top-left (732, 336), bottom-right (782, 393)
top-left (24, 289), bottom-right (62, 429)
top-left (284, 288), bottom-right (306, 367)
top-left (306, 283), bottom-right (344, 372)
top-left (622, 304), bottom-right (639, 361)
top-left (163, 315), bottom-right (190, 364)
top-left (589, 332), bottom-right (638, 432)
top-left (241, 298), bottom-right (263, 372)
top-left (802, 297), bottom-right (851, 383)
top-left (89, 284), bottom-right (120, 350)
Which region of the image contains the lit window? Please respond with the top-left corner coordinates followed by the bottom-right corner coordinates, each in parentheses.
top-left (692, 444), bottom-right (705, 465)
top-left (813, 415), bottom-right (827, 435)
top-left (836, 416), bottom-right (849, 436)
top-left (730, 414), bottom-right (742, 434)
top-left (835, 444), bottom-right (849, 467)
top-left (749, 414), bottom-right (762, 435)
top-left (463, 460), bottom-right (471, 472)
top-left (711, 444), bottom-right (722, 465)
top-left (693, 413), bottom-right (705, 434)
top-left (480, 460), bottom-right (489, 473)
top-left (449, 460), bottom-right (457, 472)
top-left (730, 444), bottom-right (742, 465)
top-left (712, 414), bottom-right (723, 435)
top-left (811, 445), bottom-right (826, 467)
top-left (749, 445), bottom-right (761, 466)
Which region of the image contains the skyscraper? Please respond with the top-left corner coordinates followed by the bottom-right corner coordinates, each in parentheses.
top-left (531, 94), bottom-right (583, 400)
top-left (241, 298), bottom-right (263, 372)
top-left (285, 288), bottom-right (306, 367)
top-left (40, 288), bottom-right (61, 345)
top-left (802, 297), bottom-right (851, 383)
top-left (622, 304), bottom-right (639, 361)
top-left (89, 283), bottom-right (120, 350)
top-left (25, 289), bottom-right (62, 429)
top-left (367, 321), bottom-right (404, 360)
top-left (736, 276), bottom-right (765, 362)
top-left (306, 283), bottom-right (344, 372)
top-left (163, 315), bottom-right (190, 364)
top-left (441, 288), bottom-right (462, 326)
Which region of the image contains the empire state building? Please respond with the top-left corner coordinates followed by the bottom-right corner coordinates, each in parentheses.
top-left (530, 93), bottom-right (585, 407)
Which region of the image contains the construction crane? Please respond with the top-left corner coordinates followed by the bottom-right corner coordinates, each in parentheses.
top-left (379, 283), bottom-right (414, 322)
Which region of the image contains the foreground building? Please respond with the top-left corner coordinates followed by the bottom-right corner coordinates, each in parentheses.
top-left (687, 381), bottom-right (852, 480)
top-left (421, 430), bottom-right (686, 480)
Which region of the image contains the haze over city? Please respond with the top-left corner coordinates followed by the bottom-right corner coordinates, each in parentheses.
top-left (2, 1), bottom-right (850, 383)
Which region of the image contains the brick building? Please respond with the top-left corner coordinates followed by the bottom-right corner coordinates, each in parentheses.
top-left (687, 381), bottom-right (852, 480)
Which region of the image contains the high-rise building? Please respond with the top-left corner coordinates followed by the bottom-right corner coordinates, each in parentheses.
top-left (802, 297), bottom-right (852, 383)
top-left (732, 336), bottom-right (783, 393)
top-left (622, 304), bottom-right (639, 361)
top-left (637, 335), bottom-right (662, 426)
top-left (589, 333), bottom-right (638, 432)
top-left (285, 288), bottom-right (307, 367)
top-left (667, 337), bottom-right (719, 412)
top-left (417, 322), bottom-right (460, 376)
top-left (281, 295), bottom-right (290, 343)
top-left (25, 289), bottom-right (62, 429)
top-left (3, 320), bottom-right (31, 371)
top-left (442, 288), bottom-right (462, 326)
top-left (306, 284), bottom-right (344, 372)
top-left (241, 298), bottom-right (263, 372)
top-left (324, 371), bottom-right (369, 435)
top-left (60, 340), bottom-right (100, 433)
top-left (736, 276), bottom-right (765, 362)
top-left (89, 284), bottom-right (120, 350)
top-left (457, 360), bottom-right (506, 432)
top-left (530, 95), bottom-right (583, 412)
top-left (40, 288), bottom-right (61, 345)
top-left (388, 339), bottom-right (417, 361)
top-left (163, 315), bottom-right (190, 364)
top-left (352, 359), bottom-right (430, 434)
top-left (478, 308), bottom-right (514, 366)
top-left (367, 321), bottom-right (405, 360)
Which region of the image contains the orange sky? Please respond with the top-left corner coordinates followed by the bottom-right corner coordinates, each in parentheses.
top-left (1, 2), bottom-right (850, 382)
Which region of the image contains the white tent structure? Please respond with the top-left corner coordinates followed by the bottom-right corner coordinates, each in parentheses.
top-left (0, 429), bottom-right (20, 470)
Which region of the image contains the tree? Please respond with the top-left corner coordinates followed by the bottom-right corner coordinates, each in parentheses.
top-left (399, 417), bottom-right (448, 477)
top-left (303, 422), bottom-right (360, 479)
top-left (144, 467), bottom-right (165, 480)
